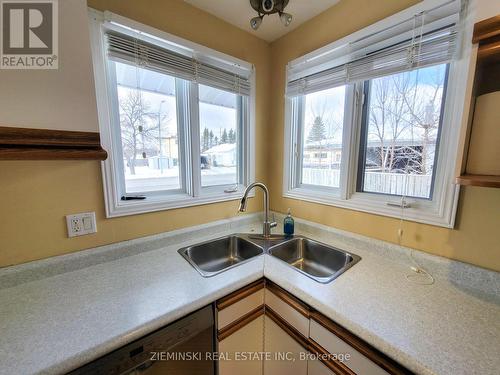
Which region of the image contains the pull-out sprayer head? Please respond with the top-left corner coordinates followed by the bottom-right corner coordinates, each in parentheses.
top-left (238, 196), bottom-right (248, 212)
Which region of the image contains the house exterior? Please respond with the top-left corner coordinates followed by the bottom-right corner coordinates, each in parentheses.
top-left (303, 141), bottom-right (343, 169)
top-left (204, 143), bottom-right (237, 167)
top-left (304, 138), bottom-right (436, 173)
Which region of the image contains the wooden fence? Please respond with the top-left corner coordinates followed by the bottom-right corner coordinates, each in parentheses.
top-left (302, 169), bottom-right (431, 198)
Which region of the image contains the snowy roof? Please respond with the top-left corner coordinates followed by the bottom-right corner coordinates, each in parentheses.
top-left (204, 143), bottom-right (236, 154)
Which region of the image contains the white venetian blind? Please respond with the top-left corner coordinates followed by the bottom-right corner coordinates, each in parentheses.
top-left (106, 31), bottom-right (252, 96)
top-left (286, 0), bottom-right (463, 97)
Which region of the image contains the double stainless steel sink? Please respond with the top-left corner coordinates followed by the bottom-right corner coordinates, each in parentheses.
top-left (178, 234), bottom-right (361, 283)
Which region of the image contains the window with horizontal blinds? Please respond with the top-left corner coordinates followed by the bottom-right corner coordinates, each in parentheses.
top-left (286, 0), bottom-right (463, 97)
top-left (106, 31), bottom-right (251, 96)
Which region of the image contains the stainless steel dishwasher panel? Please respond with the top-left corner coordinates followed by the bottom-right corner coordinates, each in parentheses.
top-left (70, 305), bottom-right (215, 375)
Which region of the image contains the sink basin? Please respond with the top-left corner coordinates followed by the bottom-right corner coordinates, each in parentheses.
top-left (178, 235), bottom-right (264, 277)
top-left (179, 233), bottom-right (360, 282)
top-left (268, 237), bottom-right (361, 283)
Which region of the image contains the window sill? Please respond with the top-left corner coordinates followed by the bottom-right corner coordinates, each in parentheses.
top-left (283, 187), bottom-right (458, 228)
top-left (106, 189), bottom-right (252, 218)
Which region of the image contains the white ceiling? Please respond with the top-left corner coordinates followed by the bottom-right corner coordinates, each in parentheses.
top-left (184, 0), bottom-right (340, 42)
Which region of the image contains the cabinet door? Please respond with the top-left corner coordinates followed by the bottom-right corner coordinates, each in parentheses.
top-left (308, 359), bottom-right (336, 375)
top-left (218, 315), bottom-right (264, 375)
top-left (218, 288), bottom-right (264, 330)
top-left (310, 319), bottom-right (389, 375)
top-left (263, 316), bottom-right (308, 375)
top-left (264, 284), bottom-right (309, 337)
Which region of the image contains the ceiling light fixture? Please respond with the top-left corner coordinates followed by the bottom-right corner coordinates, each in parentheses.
top-left (249, 0), bottom-right (293, 31)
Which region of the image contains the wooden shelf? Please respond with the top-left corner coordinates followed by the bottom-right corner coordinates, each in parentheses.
top-left (0, 126), bottom-right (107, 160)
top-left (456, 174), bottom-right (500, 188)
top-left (478, 37), bottom-right (500, 61)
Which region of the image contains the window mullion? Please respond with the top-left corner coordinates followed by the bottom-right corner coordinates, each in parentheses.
top-left (175, 79), bottom-right (188, 195)
top-left (106, 61), bottom-right (128, 200)
top-left (342, 83), bottom-right (363, 200)
top-left (283, 97), bottom-right (295, 192)
top-left (237, 96), bottom-right (246, 186)
top-left (295, 96), bottom-right (305, 188)
top-left (188, 82), bottom-right (201, 197)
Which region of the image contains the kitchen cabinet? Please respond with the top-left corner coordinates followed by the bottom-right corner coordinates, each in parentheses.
top-left (218, 315), bottom-right (264, 375)
top-left (310, 319), bottom-right (389, 375)
top-left (216, 280), bottom-right (265, 375)
top-left (215, 278), bottom-right (411, 375)
top-left (263, 315), bottom-right (308, 375)
top-left (264, 281), bottom-right (310, 337)
top-left (456, 15), bottom-right (500, 187)
top-left (308, 358), bottom-right (337, 375)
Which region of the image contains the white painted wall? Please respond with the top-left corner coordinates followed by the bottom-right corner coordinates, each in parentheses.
top-left (0, 0), bottom-right (99, 132)
top-left (474, 0), bottom-right (500, 22)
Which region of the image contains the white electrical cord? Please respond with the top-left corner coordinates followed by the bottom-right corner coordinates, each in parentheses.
top-left (398, 173), bottom-right (434, 285)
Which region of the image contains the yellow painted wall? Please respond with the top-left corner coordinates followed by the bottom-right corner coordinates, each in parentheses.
top-left (0, 0), bottom-right (271, 267)
top-left (267, 0), bottom-right (500, 272)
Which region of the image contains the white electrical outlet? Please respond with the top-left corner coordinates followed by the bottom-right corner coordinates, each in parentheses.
top-left (66, 212), bottom-right (97, 237)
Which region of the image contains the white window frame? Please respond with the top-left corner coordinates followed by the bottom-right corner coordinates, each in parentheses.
top-left (284, 85), bottom-right (356, 202)
top-left (88, 9), bottom-right (255, 218)
top-left (283, 0), bottom-right (474, 228)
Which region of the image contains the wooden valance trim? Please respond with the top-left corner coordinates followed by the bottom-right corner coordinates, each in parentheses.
top-left (0, 126), bottom-right (107, 160)
top-left (472, 15), bottom-right (500, 44)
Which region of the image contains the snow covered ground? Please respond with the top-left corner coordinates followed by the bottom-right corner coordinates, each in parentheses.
top-left (124, 166), bottom-right (237, 192)
top-left (124, 166), bottom-right (431, 198)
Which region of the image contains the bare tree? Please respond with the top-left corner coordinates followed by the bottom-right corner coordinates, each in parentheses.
top-left (119, 90), bottom-right (170, 175)
top-left (369, 75), bottom-right (414, 172)
top-left (396, 68), bottom-right (444, 174)
top-left (367, 67), bottom-right (444, 175)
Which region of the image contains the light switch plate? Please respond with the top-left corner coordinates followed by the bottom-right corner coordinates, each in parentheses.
top-left (66, 212), bottom-right (97, 237)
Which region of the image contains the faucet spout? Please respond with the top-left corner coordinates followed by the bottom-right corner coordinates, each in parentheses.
top-left (238, 182), bottom-right (276, 238)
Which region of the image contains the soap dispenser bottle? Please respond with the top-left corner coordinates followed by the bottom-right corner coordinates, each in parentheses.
top-left (283, 208), bottom-right (294, 236)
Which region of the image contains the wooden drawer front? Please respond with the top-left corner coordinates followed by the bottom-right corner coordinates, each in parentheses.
top-left (264, 288), bottom-right (309, 338)
top-left (310, 320), bottom-right (389, 375)
top-left (218, 288), bottom-right (264, 329)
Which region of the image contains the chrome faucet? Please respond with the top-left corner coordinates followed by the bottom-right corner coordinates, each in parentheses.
top-left (238, 182), bottom-right (277, 238)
